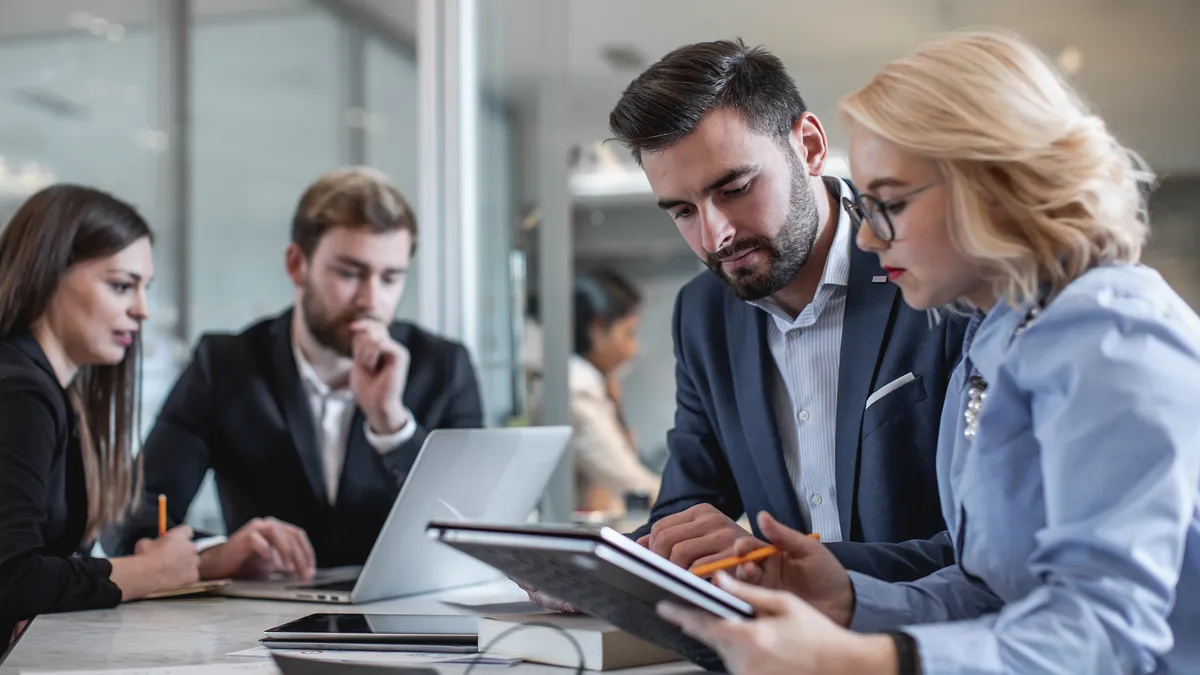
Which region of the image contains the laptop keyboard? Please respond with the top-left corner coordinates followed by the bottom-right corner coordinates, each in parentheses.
top-left (462, 545), bottom-right (726, 671)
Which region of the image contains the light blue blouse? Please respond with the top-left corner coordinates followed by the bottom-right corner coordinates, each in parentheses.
top-left (850, 265), bottom-right (1200, 674)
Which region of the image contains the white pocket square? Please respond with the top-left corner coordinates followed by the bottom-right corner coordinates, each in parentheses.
top-left (865, 372), bottom-right (916, 410)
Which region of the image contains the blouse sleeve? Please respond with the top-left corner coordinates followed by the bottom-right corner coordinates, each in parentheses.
top-left (0, 377), bottom-right (122, 623)
top-left (901, 288), bottom-right (1200, 675)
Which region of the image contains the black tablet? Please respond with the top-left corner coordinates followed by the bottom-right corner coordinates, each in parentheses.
top-left (426, 521), bottom-right (752, 671)
top-left (263, 613), bottom-right (477, 645)
top-left (271, 652), bottom-right (438, 675)
top-left (260, 639), bottom-right (476, 653)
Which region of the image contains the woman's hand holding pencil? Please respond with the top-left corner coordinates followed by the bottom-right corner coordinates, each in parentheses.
top-left (714, 512), bottom-right (856, 628)
top-left (108, 523), bottom-right (200, 601)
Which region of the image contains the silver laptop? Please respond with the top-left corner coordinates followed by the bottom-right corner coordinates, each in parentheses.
top-left (217, 426), bottom-right (570, 604)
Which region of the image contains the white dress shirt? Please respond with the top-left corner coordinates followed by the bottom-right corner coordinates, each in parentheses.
top-left (292, 342), bottom-right (417, 504)
top-left (748, 177), bottom-right (854, 542)
top-left (568, 355), bottom-right (661, 506)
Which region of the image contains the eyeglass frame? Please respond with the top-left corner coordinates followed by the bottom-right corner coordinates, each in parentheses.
top-left (842, 181), bottom-right (940, 243)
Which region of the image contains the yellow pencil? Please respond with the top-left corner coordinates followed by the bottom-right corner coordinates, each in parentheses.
top-left (158, 494), bottom-right (167, 536)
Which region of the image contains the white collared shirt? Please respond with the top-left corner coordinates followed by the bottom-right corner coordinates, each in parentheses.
top-left (748, 177), bottom-right (854, 542)
top-left (292, 342), bottom-right (417, 504)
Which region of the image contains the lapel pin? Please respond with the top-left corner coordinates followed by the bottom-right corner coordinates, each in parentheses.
top-left (872, 275), bottom-right (887, 283)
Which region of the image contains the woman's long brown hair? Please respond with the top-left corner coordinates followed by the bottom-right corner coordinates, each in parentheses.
top-left (0, 184), bottom-right (152, 543)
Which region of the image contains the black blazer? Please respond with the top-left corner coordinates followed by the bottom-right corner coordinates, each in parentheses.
top-left (633, 223), bottom-right (968, 581)
top-left (103, 310), bottom-right (484, 568)
top-left (0, 331), bottom-right (122, 644)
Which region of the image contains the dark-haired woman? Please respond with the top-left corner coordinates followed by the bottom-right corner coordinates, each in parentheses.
top-left (0, 185), bottom-right (199, 650)
top-left (570, 270), bottom-right (660, 513)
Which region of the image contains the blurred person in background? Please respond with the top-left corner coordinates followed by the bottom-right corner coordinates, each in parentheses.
top-left (570, 269), bottom-right (660, 515)
top-left (104, 167), bottom-right (483, 579)
top-left (0, 185), bottom-right (199, 651)
top-left (658, 30), bottom-right (1200, 675)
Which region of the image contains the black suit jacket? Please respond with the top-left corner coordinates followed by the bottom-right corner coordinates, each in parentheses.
top-left (104, 311), bottom-right (484, 568)
top-left (634, 223), bottom-right (967, 581)
top-left (0, 331), bottom-right (121, 645)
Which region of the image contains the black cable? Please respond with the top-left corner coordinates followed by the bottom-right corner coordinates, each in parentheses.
top-left (463, 620), bottom-right (585, 675)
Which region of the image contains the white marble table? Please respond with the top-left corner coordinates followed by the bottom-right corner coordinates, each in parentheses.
top-left (1, 582), bottom-right (705, 675)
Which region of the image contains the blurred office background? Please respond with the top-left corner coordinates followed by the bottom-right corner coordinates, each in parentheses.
top-left (1, 0), bottom-right (1197, 532)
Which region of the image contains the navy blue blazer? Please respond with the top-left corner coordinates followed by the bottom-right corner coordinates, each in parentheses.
top-left (634, 239), bottom-right (967, 582)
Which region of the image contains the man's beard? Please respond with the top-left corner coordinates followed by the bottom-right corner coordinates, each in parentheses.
top-left (301, 281), bottom-right (375, 357)
top-left (704, 151), bottom-right (821, 301)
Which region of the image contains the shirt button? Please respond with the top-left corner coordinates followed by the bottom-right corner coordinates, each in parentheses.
top-left (797, 410), bottom-right (810, 422)
top-left (811, 493), bottom-right (823, 506)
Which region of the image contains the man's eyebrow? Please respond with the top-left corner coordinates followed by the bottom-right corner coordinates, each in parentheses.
top-left (333, 256), bottom-right (406, 274)
top-left (656, 165), bottom-right (758, 210)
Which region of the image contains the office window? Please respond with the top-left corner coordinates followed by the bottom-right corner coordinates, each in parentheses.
top-left (189, 1), bottom-right (344, 339)
top-left (364, 36), bottom-right (420, 322)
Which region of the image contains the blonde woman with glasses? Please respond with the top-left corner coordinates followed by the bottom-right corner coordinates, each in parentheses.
top-left (657, 30), bottom-right (1200, 675)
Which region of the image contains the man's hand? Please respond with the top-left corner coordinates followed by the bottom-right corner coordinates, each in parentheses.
top-left (731, 512), bottom-right (855, 627)
top-left (349, 319), bottom-right (412, 436)
top-left (638, 503), bottom-right (762, 571)
top-left (198, 517), bottom-right (316, 581)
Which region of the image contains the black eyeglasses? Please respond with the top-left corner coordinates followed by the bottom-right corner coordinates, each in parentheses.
top-left (843, 182), bottom-right (940, 243)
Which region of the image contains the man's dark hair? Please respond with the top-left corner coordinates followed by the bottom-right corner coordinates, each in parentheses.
top-left (608, 38), bottom-right (807, 164)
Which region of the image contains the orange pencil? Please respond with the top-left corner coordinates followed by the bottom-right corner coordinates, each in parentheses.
top-left (690, 533), bottom-right (821, 579)
top-left (158, 494), bottom-right (167, 536)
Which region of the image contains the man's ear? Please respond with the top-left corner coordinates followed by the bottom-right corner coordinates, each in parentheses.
top-left (790, 111), bottom-right (829, 176)
top-left (284, 243), bottom-right (308, 287)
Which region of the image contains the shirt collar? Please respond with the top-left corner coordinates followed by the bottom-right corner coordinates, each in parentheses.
top-left (292, 335), bottom-right (352, 399)
top-left (569, 353), bottom-right (606, 394)
top-left (749, 176), bottom-right (855, 320)
top-left (963, 299), bottom-right (1036, 382)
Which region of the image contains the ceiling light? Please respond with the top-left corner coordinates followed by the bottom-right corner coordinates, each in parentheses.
top-left (1057, 47), bottom-right (1083, 75)
top-left (569, 168), bottom-right (652, 199)
top-left (0, 157), bottom-right (56, 196)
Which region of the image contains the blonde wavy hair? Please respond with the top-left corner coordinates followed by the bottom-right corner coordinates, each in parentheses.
top-left (839, 29), bottom-right (1154, 306)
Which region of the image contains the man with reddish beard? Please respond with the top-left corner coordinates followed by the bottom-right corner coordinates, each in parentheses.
top-left (104, 167), bottom-right (482, 580)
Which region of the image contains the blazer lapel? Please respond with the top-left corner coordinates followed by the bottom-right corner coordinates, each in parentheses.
top-left (727, 302), bottom-right (805, 530)
top-left (834, 245), bottom-right (897, 538)
top-left (269, 312), bottom-right (328, 506)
